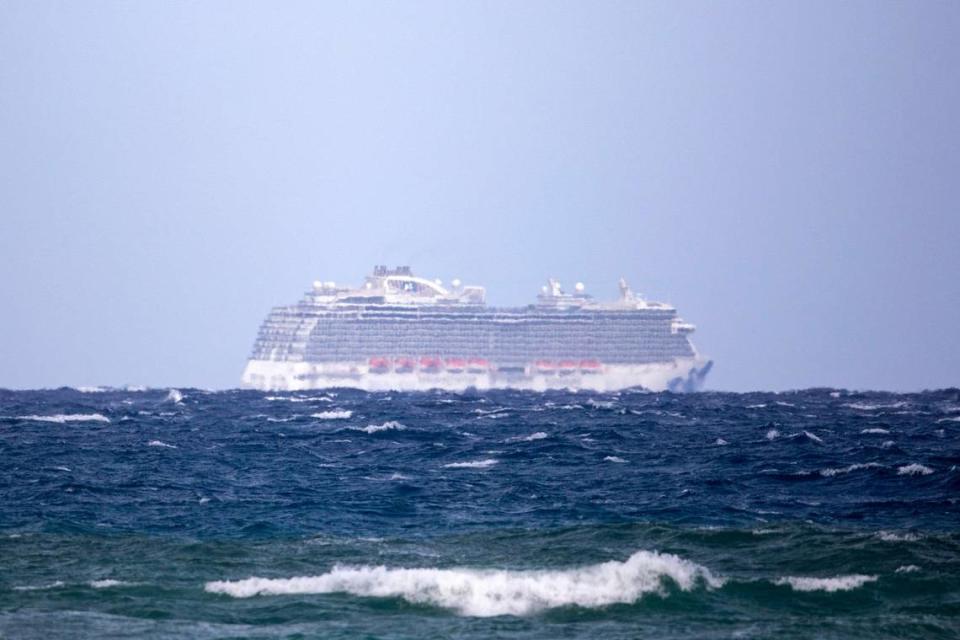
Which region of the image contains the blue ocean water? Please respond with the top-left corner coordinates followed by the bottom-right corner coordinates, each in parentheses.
top-left (1, 387), bottom-right (959, 639)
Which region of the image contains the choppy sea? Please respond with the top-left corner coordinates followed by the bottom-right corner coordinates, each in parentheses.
top-left (1, 387), bottom-right (959, 639)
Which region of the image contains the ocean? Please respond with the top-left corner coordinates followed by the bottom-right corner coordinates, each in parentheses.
top-left (1, 387), bottom-right (958, 638)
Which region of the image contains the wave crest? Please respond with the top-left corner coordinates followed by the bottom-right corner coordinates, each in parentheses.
top-left (16, 413), bottom-right (110, 424)
top-left (204, 550), bottom-right (723, 616)
top-left (774, 574), bottom-right (877, 592)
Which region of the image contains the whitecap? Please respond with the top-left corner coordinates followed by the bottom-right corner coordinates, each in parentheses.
top-left (877, 531), bottom-right (921, 542)
top-left (803, 431), bottom-right (823, 444)
top-left (89, 579), bottom-right (130, 588)
top-left (312, 410), bottom-right (353, 420)
top-left (766, 429), bottom-right (780, 440)
top-left (746, 404), bottom-right (767, 409)
top-left (774, 574), bottom-right (877, 592)
top-left (517, 431), bottom-right (548, 442)
top-left (819, 462), bottom-right (882, 477)
top-left (76, 386), bottom-right (107, 393)
top-left (896, 565), bottom-right (920, 573)
top-left (53, 466), bottom-right (71, 472)
top-left (844, 401), bottom-right (906, 411)
top-left (443, 459), bottom-right (499, 469)
top-left (587, 399), bottom-right (616, 409)
top-left (165, 389), bottom-right (184, 404)
top-left (714, 438), bottom-right (729, 446)
top-left (861, 428), bottom-right (890, 434)
top-left (897, 463), bottom-right (934, 476)
top-left (937, 416), bottom-right (960, 423)
top-left (17, 413), bottom-right (110, 424)
top-left (604, 456), bottom-right (627, 463)
top-left (775, 401), bottom-right (795, 407)
top-left (147, 440), bottom-right (177, 449)
top-left (14, 581), bottom-right (65, 591)
top-left (389, 473), bottom-right (411, 481)
top-left (354, 421), bottom-right (405, 434)
top-left (204, 549), bottom-right (723, 616)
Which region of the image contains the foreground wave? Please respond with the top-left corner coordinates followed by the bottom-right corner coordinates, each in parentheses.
top-left (205, 550), bottom-right (723, 616)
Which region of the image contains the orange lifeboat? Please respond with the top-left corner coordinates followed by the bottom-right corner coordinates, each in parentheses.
top-left (368, 357), bottom-right (390, 374)
top-left (467, 358), bottom-right (489, 373)
top-left (535, 360), bottom-right (556, 374)
top-left (579, 359), bottom-right (602, 374)
top-left (394, 357), bottom-right (415, 373)
top-left (558, 360), bottom-right (578, 375)
top-left (419, 356), bottom-right (442, 373)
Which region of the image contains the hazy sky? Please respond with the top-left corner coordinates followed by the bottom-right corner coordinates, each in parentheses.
top-left (1, 1), bottom-right (958, 391)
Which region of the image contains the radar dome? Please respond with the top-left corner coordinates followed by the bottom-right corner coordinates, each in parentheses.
top-left (575, 282), bottom-right (585, 293)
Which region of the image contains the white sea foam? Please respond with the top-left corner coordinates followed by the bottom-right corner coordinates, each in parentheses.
top-left (587, 399), bottom-right (616, 409)
top-left (766, 429), bottom-right (780, 440)
top-left (845, 401), bottom-right (906, 411)
top-left (389, 473), bottom-right (412, 481)
top-left (89, 579), bottom-right (130, 588)
top-left (937, 416), bottom-right (960, 423)
top-left (819, 462), bottom-right (882, 477)
top-left (76, 386), bottom-right (108, 393)
top-left (147, 440), bottom-right (177, 449)
top-left (746, 404), bottom-right (767, 409)
top-left (604, 456), bottom-right (627, 463)
top-left (715, 438), bottom-right (728, 446)
top-left (803, 431), bottom-right (823, 443)
top-left (881, 440), bottom-right (895, 449)
top-left (14, 581), bottom-right (65, 591)
top-left (520, 431), bottom-right (548, 442)
top-left (877, 531), bottom-right (921, 542)
top-left (17, 413), bottom-right (110, 424)
top-left (443, 459), bottom-right (499, 469)
top-left (775, 401), bottom-right (795, 407)
top-left (312, 410), bottom-right (353, 420)
top-left (897, 463), bottom-right (934, 476)
top-left (896, 565), bottom-right (920, 573)
top-left (165, 389), bottom-right (184, 404)
top-left (204, 550), bottom-right (723, 616)
top-left (774, 574), bottom-right (877, 592)
top-left (861, 428), bottom-right (890, 434)
top-left (354, 421), bottom-right (405, 434)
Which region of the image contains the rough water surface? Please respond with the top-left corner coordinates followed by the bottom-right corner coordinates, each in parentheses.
top-left (1, 387), bottom-right (959, 639)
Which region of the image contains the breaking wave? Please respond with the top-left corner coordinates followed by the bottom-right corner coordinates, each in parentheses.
top-left (604, 456), bottom-right (628, 463)
top-left (312, 410), bottom-right (353, 420)
top-left (897, 463), bottom-right (934, 476)
top-left (354, 421), bottom-right (405, 434)
top-left (204, 550), bottom-right (723, 616)
top-left (820, 463), bottom-right (882, 477)
top-left (147, 440), bottom-right (177, 449)
top-left (165, 389), bottom-right (184, 404)
top-left (443, 459), bottom-right (499, 469)
top-left (774, 575), bottom-right (877, 592)
top-left (16, 413), bottom-right (110, 424)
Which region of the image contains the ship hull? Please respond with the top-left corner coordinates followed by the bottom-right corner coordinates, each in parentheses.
top-left (241, 357), bottom-right (712, 393)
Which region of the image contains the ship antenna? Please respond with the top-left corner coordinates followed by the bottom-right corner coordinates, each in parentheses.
top-left (619, 277), bottom-right (634, 301)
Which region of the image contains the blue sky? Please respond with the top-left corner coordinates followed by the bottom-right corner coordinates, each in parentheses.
top-left (1, 1), bottom-right (958, 391)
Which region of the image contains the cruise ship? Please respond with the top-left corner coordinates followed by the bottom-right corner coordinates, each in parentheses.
top-left (242, 266), bottom-right (711, 392)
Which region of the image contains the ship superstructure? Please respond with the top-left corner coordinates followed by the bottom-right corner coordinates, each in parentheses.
top-left (242, 266), bottom-right (711, 392)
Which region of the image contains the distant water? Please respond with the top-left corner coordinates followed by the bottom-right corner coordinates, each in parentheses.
top-left (1, 387), bottom-right (959, 639)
